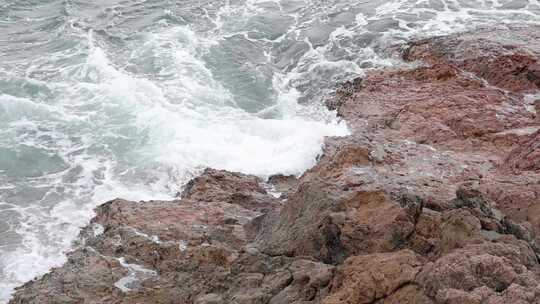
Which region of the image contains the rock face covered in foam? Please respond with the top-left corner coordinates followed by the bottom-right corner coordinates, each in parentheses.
top-left (10, 25), bottom-right (540, 304)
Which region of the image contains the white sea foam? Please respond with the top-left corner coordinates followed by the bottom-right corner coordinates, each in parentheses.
top-left (114, 257), bottom-right (157, 292)
top-left (524, 93), bottom-right (540, 115)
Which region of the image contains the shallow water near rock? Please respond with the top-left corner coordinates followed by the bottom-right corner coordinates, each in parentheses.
top-left (0, 0), bottom-right (539, 301)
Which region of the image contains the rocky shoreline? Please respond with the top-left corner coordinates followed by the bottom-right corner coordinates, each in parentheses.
top-left (10, 24), bottom-right (540, 304)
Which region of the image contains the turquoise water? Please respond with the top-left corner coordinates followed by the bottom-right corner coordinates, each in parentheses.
top-left (1, 0), bottom-right (539, 301)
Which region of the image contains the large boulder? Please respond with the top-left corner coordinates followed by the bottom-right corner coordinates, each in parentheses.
top-left (404, 24), bottom-right (540, 92)
top-left (323, 250), bottom-right (427, 304)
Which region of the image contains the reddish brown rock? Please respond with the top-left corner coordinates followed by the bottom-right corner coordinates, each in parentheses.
top-left (506, 129), bottom-right (540, 172)
top-left (417, 241), bottom-right (540, 303)
top-left (323, 250), bottom-right (425, 304)
top-left (330, 62), bottom-right (534, 154)
top-left (181, 168), bottom-right (277, 212)
top-left (256, 182), bottom-right (423, 264)
top-left (404, 24), bottom-right (540, 92)
top-left (9, 249), bottom-right (128, 304)
top-left (10, 169), bottom-right (283, 304)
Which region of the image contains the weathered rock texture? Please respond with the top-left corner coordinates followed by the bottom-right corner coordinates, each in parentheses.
top-left (10, 24), bottom-right (540, 304)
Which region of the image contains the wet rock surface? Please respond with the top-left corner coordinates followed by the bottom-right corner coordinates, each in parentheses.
top-left (10, 25), bottom-right (540, 303)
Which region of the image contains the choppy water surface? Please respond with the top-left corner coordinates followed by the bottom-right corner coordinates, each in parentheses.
top-left (0, 0), bottom-right (539, 301)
